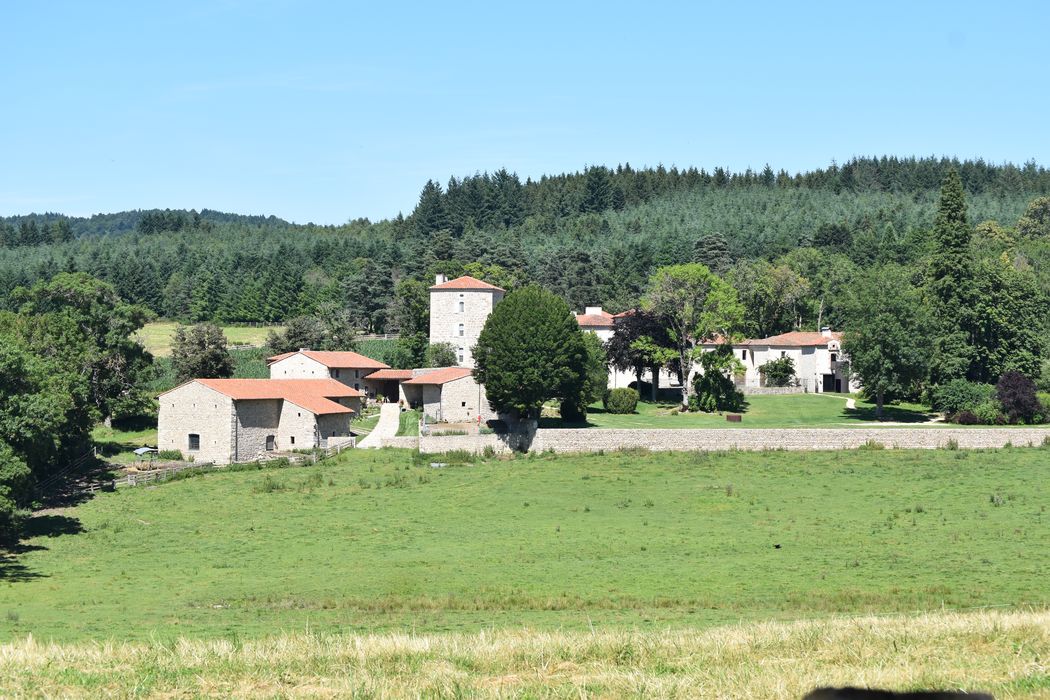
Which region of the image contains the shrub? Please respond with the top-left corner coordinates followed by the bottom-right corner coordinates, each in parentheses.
top-left (758, 356), bottom-right (795, 387)
top-left (691, 345), bottom-right (745, 413)
top-left (954, 410), bottom-right (981, 425)
top-left (973, 401), bottom-right (1005, 425)
top-left (485, 419), bottom-right (508, 434)
top-left (995, 371), bottom-right (1044, 424)
top-left (157, 449), bottom-right (184, 461)
top-left (933, 379), bottom-right (994, 417)
top-left (604, 388), bottom-right (639, 414)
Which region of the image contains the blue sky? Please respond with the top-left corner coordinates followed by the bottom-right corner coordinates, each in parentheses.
top-left (1, 1), bottom-right (1047, 224)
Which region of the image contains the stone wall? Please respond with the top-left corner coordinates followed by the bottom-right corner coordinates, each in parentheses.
top-left (742, 386), bottom-right (805, 395)
top-left (158, 381), bottom-right (234, 464)
top-left (429, 288), bottom-right (502, 368)
top-left (413, 427), bottom-right (1050, 454)
top-left (435, 375), bottom-right (495, 423)
top-left (233, 399), bottom-right (282, 462)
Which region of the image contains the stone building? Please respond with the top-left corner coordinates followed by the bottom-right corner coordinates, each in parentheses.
top-left (267, 350), bottom-right (391, 399)
top-left (429, 275), bottom-right (505, 368)
top-left (157, 378), bottom-right (362, 464)
top-left (399, 367), bottom-right (495, 424)
top-left (573, 306), bottom-right (617, 341)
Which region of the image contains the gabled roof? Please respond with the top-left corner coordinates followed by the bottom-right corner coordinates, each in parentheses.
top-left (267, 350), bottom-right (389, 370)
top-left (575, 310), bottom-right (616, 328)
top-left (169, 378), bottom-right (361, 415)
top-left (401, 367), bottom-right (474, 386)
top-left (365, 369), bottom-right (415, 381)
top-left (744, 331), bottom-right (842, 347)
top-left (429, 275), bottom-right (504, 292)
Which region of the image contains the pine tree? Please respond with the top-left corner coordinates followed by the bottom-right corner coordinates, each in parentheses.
top-left (692, 233), bottom-right (732, 274)
top-left (580, 166), bottom-right (613, 213)
top-left (411, 180), bottom-right (448, 237)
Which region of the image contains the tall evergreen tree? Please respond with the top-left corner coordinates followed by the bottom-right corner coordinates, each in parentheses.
top-left (927, 169), bottom-right (979, 385)
top-left (693, 232), bottom-right (732, 274)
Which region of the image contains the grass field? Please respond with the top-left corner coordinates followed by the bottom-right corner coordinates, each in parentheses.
top-left (541, 393), bottom-right (939, 429)
top-left (2, 446), bottom-right (1047, 643)
top-left (136, 322), bottom-right (282, 357)
top-left (0, 609), bottom-right (1044, 698)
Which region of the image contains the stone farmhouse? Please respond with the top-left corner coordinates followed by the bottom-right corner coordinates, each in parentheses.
top-left (399, 367), bottom-right (495, 423)
top-left (267, 349), bottom-right (394, 400)
top-left (157, 378), bottom-right (362, 464)
top-left (737, 329), bottom-right (858, 393)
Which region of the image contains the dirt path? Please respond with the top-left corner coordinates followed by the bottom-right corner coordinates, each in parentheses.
top-left (358, 403), bottom-right (401, 448)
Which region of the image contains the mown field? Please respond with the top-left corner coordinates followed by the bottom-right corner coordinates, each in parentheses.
top-left (135, 321), bottom-right (282, 357)
top-left (1, 447), bottom-right (1046, 644)
top-left (1, 610), bottom-right (1045, 698)
top-left (543, 393), bottom-right (938, 429)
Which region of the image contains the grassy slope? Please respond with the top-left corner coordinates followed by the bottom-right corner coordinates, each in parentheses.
top-left (1, 610), bottom-right (1045, 698)
top-left (1, 447), bottom-right (1046, 642)
top-left (542, 394), bottom-right (939, 429)
top-left (136, 322), bottom-right (282, 357)
top-left (397, 409), bottom-right (420, 436)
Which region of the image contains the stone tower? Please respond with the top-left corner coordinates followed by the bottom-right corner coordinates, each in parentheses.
top-left (428, 275), bottom-right (505, 368)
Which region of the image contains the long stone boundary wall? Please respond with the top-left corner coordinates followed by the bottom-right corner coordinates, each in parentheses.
top-left (416, 427), bottom-right (1050, 455)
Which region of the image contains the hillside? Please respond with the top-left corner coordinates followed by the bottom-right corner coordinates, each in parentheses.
top-left (0, 157), bottom-right (1048, 334)
top-left (2, 447), bottom-right (1046, 642)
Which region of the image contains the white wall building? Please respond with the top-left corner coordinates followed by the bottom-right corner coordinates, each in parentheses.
top-left (734, 329), bottom-right (857, 393)
top-left (429, 275), bottom-right (505, 368)
top-left (267, 350), bottom-right (391, 399)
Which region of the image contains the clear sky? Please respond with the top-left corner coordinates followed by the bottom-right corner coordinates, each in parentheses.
top-left (1, 1), bottom-right (1047, 224)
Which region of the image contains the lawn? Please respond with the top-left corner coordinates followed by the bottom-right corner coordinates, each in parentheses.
top-left (541, 393), bottom-right (938, 429)
top-left (397, 408), bottom-right (420, 436)
top-left (135, 321), bottom-right (282, 357)
top-left (1, 446), bottom-right (1046, 643)
top-left (91, 423), bottom-right (159, 464)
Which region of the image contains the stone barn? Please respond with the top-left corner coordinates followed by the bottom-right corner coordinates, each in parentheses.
top-left (399, 367), bottom-right (495, 424)
top-left (158, 378), bottom-right (363, 464)
top-left (267, 350), bottom-right (391, 399)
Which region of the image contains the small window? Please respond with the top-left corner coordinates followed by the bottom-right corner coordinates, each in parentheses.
top-left (188, 434), bottom-right (200, 451)
top-left (266, 435), bottom-right (275, 451)
top-left (741, 350), bottom-right (746, 360)
top-left (781, 351), bottom-right (786, 358)
top-left (458, 323), bottom-right (465, 337)
top-left (354, 383), bottom-right (360, 390)
top-left (297, 412), bottom-right (301, 417)
top-left (290, 436), bottom-right (295, 445)
top-left (458, 300), bottom-right (465, 313)
top-left (830, 353), bottom-right (838, 362)
top-left (332, 368), bottom-right (340, 378)
top-left (355, 370), bottom-right (360, 379)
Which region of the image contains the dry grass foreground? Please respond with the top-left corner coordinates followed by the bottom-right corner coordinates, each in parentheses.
top-left (0, 610), bottom-right (1046, 698)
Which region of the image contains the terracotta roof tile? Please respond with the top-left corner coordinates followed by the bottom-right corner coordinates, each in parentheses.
top-left (429, 275), bottom-right (505, 292)
top-left (401, 367), bottom-right (474, 385)
top-left (266, 350), bottom-right (389, 370)
top-left (575, 311), bottom-right (616, 328)
top-left (365, 369), bottom-right (415, 381)
top-left (744, 331), bottom-right (842, 347)
top-left (188, 378), bottom-right (360, 415)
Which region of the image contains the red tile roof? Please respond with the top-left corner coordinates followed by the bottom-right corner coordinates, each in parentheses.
top-left (575, 310), bottom-right (616, 328)
top-left (429, 275), bottom-right (505, 292)
top-left (266, 350), bottom-right (389, 370)
top-left (365, 369), bottom-right (415, 381)
top-left (744, 331), bottom-right (842, 347)
top-left (401, 367), bottom-right (474, 385)
top-left (184, 378), bottom-right (360, 415)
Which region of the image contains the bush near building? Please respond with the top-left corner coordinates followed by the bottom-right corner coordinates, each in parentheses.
top-left (603, 388), bottom-right (639, 414)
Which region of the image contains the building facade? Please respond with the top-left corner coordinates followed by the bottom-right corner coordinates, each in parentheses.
top-left (428, 275), bottom-right (505, 368)
top-left (158, 378), bottom-right (362, 464)
top-left (399, 367), bottom-right (496, 423)
top-left (267, 350), bottom-right (390, 399)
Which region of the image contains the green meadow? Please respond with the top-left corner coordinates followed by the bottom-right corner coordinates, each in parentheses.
top-left (1, 446), bottom-right (1046, 643)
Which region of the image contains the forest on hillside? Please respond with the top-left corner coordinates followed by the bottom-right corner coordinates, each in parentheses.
top-left (1, 156), bottom-right (1048, 340)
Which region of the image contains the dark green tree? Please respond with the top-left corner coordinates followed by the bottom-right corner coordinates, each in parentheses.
top-left (693, 232), bottom-right (732, 275)
top-left (842, 265), bottom-right (930, 418)
top-left (473, 285), bottom-right (587, 419)
top-left (171, 323), bottom-right (234, 381)
top-left (580, 166), bottom-right (613, 213)
top-left (423, 342), bottom-right (458, 367)
top-left (927, 169), bottom-right (979, 385)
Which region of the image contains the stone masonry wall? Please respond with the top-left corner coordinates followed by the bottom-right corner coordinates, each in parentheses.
top-left (429, 289), bottom-right (502, 368)
top-left (415, 427), bottom-right (1050, 455)
top-left (158, 381), bottom-right (235, 464)
top-left (233, 399), bottom-right (282, 462)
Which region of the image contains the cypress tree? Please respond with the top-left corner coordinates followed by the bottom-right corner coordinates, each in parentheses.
top-left (927, 168), bottom-right (978, 385)
top-left (692, 232), bottom-right (732, 274)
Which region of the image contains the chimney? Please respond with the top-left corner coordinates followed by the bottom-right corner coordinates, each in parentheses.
top-left (585, 306), bottom-right (603, 316)
top-left (820, 327), bottom-right (832, 338)
top-left (435, 273), bottom-right (448, 285)
top-left (299, 347), bottom-right (310, 352)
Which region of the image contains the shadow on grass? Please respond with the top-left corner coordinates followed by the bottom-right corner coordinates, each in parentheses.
top-left (23, 514), bottom-right (84, 539)
top-left (844, 404), bottom-right (935, 423)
